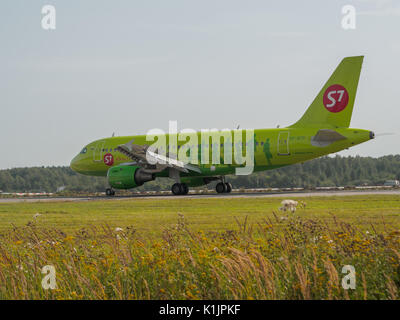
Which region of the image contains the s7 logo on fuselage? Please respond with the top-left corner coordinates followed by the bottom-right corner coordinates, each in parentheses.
top-left (104, 153), bottom-right (114, 166)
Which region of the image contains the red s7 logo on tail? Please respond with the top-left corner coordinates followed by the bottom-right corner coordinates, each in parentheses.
top-left (323, 84), bottom-right (349, 113)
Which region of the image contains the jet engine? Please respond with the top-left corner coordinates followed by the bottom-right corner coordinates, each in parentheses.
top-left (107, 165), bottom-right (155, 189)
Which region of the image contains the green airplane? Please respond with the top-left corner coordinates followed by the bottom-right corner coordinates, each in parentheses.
top-left (70, 56), bottom-right (374, 196)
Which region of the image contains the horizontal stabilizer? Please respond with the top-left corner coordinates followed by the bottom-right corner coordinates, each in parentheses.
top-left (311, 129), bottom-right (347, 147)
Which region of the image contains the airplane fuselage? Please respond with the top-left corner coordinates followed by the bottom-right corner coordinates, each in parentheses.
top-left (70, 127), bottom-right (373, 177)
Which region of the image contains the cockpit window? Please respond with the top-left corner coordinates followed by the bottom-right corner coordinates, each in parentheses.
top-left (80, 147), bottom-right (87, 154)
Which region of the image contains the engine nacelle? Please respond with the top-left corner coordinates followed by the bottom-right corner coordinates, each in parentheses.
top-left (107, 165), bottom-right (155, 189)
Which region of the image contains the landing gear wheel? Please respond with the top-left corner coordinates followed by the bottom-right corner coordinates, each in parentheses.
top-left (181, 183), bottom-right (189, 195)
top-left (171, 183), bottom-right (189, 195)
top-left (216, 182), bottom-right (227, 194)
top-left (106, 188), bottom-right (115, 196)
top-left (225, 183), bottom-right (232, 193)
top-left (172, 183), bottom-right (182, 195)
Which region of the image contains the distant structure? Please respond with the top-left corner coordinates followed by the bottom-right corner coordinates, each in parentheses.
top-left (56, 186), bottom-right (66, 192)
top-left (384, 180), bottom-right (400, 187)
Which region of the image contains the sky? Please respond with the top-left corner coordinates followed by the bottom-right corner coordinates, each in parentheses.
top-left (0, 0), bottom-right (399, 169)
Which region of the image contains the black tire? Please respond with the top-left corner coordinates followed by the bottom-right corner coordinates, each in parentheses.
top-left (216, 182), bottom-right (226, 194)
top-left (171, 183), bottom-right (182, 195)
top-left (106, 188), bottom-right (114, 196)
top-left (225, 183), bottom-right (232, 193)
top-left (181, 183), bottom-right (189, 195)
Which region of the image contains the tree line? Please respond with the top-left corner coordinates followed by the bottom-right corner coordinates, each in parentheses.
top-left (0, 155), bottom-right (399, 193)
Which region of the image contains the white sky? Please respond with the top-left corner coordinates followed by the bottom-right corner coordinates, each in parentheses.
top-left (0, 0), bottom-right (399, 169)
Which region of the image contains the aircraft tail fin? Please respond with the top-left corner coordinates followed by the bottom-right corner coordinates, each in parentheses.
top-left (290, 56), bottom-right (364, 129)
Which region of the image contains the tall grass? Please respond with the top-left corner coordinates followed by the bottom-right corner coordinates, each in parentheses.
top-left (0, 212), bottom-right (399, 299)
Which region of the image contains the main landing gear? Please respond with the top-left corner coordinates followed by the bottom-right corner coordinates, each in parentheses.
top-left (106, 188), bottom-right (115, 196)
top-left (216, 177), bottom-right (232, 194)
top-left (171, 183), bottom-right (189, 195)
top-left (216, 182), bottom-right (232, 193)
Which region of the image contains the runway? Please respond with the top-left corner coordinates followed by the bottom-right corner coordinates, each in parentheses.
top-left (1, 189), bottom-right (399, 203)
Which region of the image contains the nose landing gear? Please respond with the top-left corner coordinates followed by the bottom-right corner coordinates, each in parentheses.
top-left (106, 188), bottom-right (115, 196)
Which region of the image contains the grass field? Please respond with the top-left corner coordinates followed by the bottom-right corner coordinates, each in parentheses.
top-left (0, 194), bottom-right (399, 299)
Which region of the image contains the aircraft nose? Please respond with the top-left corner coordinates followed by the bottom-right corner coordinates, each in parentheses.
top-left (70, 156), bottom-right (81, 172)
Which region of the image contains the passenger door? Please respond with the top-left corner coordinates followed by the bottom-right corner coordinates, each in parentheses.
top-left (277, 132), bottom-right (290, 155)
top-left (93, 140), bottom-right (105, 162)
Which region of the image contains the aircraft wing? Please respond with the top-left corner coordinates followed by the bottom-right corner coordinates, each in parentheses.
top-left (115, 139), bottom-right (201, 174)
